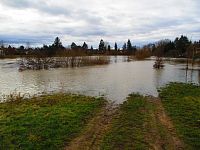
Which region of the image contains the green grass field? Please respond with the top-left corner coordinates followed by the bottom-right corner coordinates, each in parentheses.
top-left (159, 82), bottom-right (200, 149)
top-left (0, 94), bottom-right (106, 150)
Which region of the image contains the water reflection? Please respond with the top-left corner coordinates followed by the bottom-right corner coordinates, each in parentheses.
top-left (184, 64), bottom-right (200, 84)
top-left (0, 57), bottom-right (199, 103)
top-left (185, 69), bottom-right (188, 83)
top-left (154, 68), bottom-right (164, 88)
top-left (198, 70), bottom-right (200, 84)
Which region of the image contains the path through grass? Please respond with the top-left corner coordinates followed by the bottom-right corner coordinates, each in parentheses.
top-left (159, 83), bottom-right (200, 149)
top-left (100, 94), bottom-right (184, 150)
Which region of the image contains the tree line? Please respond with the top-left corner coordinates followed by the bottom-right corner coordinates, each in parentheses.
top-left (0, 35), bottom-right (200, 58)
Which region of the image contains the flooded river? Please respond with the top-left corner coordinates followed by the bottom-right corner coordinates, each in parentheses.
top-left (0, 56), bottom-right (199, 103)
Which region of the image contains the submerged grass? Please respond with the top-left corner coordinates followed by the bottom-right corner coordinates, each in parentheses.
top-left (0, 94), bottom-right (106, 150)
top-left (159, 82), bottom-right (200, 149)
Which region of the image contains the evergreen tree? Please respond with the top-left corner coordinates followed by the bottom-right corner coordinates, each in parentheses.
top-left (19, 46), bottom-right (25, 50)
top-left (91, 46), bottom-right (93, 50)
top-left (47, 37), bottom-right (64, 56)
top-left (71, 42), bottom-right (77, 49)
top-left (114, 42), bottom-right (118, 51)
top-left (108, 45), bottom-right (111, 51)
top-left (52, 37), bottom-right (63, 48)
top-left (164, 40), bottom-right (175, 54)
top-left (99, 39), bottom-right (105, 51)
top-left (174, 35), bottom-right (191, 55)
top-left (122, 43), bottom-right (127, 50)
top-left (43, 44), bottom-right (49, 50)
top-left (82, 42), bottom-right (88, 50)
top-left (127, 39), bottom-right (132, 51)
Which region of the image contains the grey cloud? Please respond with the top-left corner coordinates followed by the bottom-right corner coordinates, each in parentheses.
top-left (0, 0), bottom-right (200, 46)
top-left (0, 0), bottom-right (105, 29)
top-left (0, 0), bottom-right (72, 16)
top-left (0, 0), bottom-right (31, 8)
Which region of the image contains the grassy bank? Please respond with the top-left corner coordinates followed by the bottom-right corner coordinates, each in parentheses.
top-left (100, 94), bottom-right (184, 150)
top-left (1, 83), bottom-right (198, 150)
top-left (159, 83), bottom-right (200, 149)
top-left (0, 94), bottom-right (106, 150)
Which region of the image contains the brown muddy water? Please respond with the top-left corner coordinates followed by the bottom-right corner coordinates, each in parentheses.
top-left (0, 56), bottom-right (199, 103)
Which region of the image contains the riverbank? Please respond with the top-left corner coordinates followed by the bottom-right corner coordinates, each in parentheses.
top-left (66, 83), bottom-right (199, 149)
top-left (1, 83), bottom-right (199, 150)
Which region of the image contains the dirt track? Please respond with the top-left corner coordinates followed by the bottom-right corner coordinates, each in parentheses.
top-left (144, 97), bottom-right (184, 150)
top-left (65, 102), bottom-right (118, 150)
top-left (65, 97), bottom-right (185, 150)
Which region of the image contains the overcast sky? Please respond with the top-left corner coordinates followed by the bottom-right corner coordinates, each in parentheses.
top-left (0, 0), bottom-right (200, 47)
